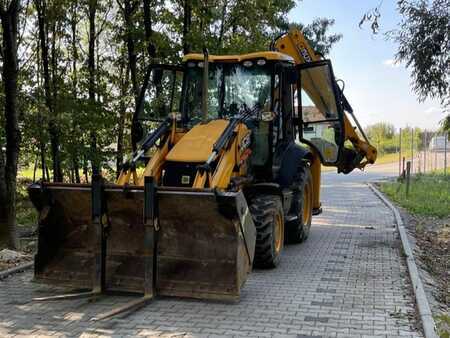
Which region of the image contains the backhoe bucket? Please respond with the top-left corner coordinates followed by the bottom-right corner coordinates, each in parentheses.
top-left (28, 183), bottom-right (256, 301)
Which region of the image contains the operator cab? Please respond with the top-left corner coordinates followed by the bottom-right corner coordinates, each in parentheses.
top-left (132, 52), bottom-right (296, 176)
top-left (132, 52), bottom-right (345, 177)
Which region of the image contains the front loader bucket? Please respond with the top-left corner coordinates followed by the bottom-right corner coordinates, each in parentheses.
top-left (28, 183), bottom-right (256, 301)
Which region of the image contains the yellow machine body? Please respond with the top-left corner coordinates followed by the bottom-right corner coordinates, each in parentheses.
top-left (28, 28), bottom-right (376, 306)
top-left (29, 116), bottom-right (256, 300)
top-left (273, 29), bottom-right (377, 210)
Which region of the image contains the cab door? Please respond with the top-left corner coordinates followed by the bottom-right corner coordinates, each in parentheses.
top-left (132, 64), bottom-right (184, 150)
top-left (297, 60), bottom-right (344, 165)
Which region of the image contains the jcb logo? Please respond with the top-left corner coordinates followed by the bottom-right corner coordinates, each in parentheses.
top-left (300, 44), bottom-right (312, 63)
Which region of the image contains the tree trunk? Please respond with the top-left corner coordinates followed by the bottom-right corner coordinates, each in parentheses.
top-left (218, 0), bottom-right (227, 51)
top-left (50, 19), bottom-right (63, 182)
top-left (142, 0), bottom-right (154, 56)
top-left (122, 0), bottom-right (139, 103)
top-left (70, 3), bottom-right (80, 183)
top-left (88, 0), bottom-right (99, 174)
top-left (116, 58), bottom-right (130, 176)
top-left (0, 0), bottom-right (20, 249)
top-left (182, 0), bottom-right (191, 54)
top-left (35, 0), bottom-right (63, 182)
top-left (0, 146), bottom-right (8, 246)
top-left (50, 20), bottom-right (57, 117)
top-left (36, 35), bottom-right (48, 181)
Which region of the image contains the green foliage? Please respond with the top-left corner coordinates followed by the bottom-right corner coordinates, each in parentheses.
top-left (440, 114), bottom-right (450, 132)
top-left (380, 172), bottom-right (450, 218)
top-left (10, 0), bottom-right (342, 182)
top-left (360, 1), bottom-right (449, 112)
top-left (158, 0), bottom-right (341, 57)
top-left (436, 313), bottom-right (450, 338)
top-left (390, 0), bottom-right (450, 109)
top-left (292, 18), bottom-right (342, 56)
top-left (365, 123), bottom-right (423, 156)
top-left (15, 179), bottom-right (38, 226)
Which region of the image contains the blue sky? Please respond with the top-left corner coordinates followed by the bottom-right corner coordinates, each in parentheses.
top-left (288, 0), bottom-right (444, 130)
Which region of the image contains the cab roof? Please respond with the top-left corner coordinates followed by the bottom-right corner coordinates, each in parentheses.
top-left (182, 51), bottom-right (294, 63)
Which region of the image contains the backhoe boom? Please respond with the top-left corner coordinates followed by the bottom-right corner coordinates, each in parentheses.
top-left (274, 29), bottom-right (377, 172)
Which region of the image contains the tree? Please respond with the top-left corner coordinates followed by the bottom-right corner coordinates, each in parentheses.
top-left (361, 1), bottom-right (450, 123)
top-left (391, 0), bottom-right (450, 109)
top-left (87, 0), bottom-right (99, 174)
top-left (34, 0), bottom-right (63, 182)
top-left (68, 0), bottom-right (82, 183)
top-left (142, 0), bottom-right (154, 56)
top-left (182, 0), bottom-right (191, 54)
top-left (162, 0), bottom-right (341, 58)
top-left (0, 0), bottom-right (20, 249)
top-left (366, 122), bottom-right (396, 153)
top-left (117, 0), bottom-right (139, 102)
top-left (440, 115), bottom-right (450, 133)
top-left (291, 18), bottom-right (342, 56)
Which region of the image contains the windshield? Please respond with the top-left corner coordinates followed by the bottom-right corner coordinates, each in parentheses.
top-left (183, 61), bottom-right (272, 123)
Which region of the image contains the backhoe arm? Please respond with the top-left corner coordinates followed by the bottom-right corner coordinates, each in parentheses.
top-left (273, 29), bottom-right (377, 172)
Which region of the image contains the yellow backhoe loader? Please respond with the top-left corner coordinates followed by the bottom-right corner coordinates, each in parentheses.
top-left (28, 28), bottom-right (376, 320)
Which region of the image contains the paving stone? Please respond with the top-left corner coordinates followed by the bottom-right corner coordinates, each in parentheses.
top-left (310, 301), bottom-right (334, 307)
top-left (320, 277), bottom-right (340, 282)
top-left (324, 268), bottom-right (344, 273)
top-left (0, 179), bottom-right (422, 337)
top-left (315, 288), bottom-right (337, 294)
top-left (304, 316), bottom-right (330, 323)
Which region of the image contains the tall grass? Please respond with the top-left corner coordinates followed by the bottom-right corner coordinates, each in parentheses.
top-left (380, 172), bottom-right (450, 218)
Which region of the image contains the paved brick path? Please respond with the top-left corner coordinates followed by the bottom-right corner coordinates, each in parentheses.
top-left (0, 178), bottom-right (422, 337)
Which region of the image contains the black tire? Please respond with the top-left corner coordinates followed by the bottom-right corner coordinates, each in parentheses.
top-left (250, 195), bottom-right (284, 269)
top-left (285, 164), bottom-right (313, 244)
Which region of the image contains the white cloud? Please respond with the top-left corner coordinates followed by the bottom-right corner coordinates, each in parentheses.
top-left (424, 107), bottom-right (442, 115)
top-left (382, 59), bottom-right (400, 68)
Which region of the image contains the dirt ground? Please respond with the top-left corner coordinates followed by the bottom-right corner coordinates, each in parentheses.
top-left (398, 207), bottom-right (450, 336)
top-left (0, 248), bottom-right (32, 271)
top-left (402, 211), bottom-right (449, 308)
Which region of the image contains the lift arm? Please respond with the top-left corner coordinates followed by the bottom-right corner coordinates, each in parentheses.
top-left (273, 29), bottom-right (377, 173)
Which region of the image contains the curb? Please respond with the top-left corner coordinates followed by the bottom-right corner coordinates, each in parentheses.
top-left (368, 183), bottom-right (438, 338)
top-left (0, 261), bottom-right (33, 280)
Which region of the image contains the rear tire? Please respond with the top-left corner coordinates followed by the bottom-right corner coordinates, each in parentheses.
top-left (285, 164), bottom-right (313, 244)
top-left (250, 195), bottom-right (284, 269)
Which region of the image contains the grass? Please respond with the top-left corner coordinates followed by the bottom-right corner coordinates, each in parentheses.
top-left (16, 178), bottom-right (38, 227)
top-left (379, 172), bottom-right (450, 218)
top-left (436, 313), bottom-right (450, 338)
top-left (18, 167), bottom-right (38, 180)
top-left (321, 150), bottom-right (415, 172)
top-left (433, 166), bottom-right (450, 175)
top-left (375, 150), bottom-right (414, 165)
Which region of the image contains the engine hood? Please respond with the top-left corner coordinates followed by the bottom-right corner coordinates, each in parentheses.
top-left (165, 119), bottom-right (229, 163)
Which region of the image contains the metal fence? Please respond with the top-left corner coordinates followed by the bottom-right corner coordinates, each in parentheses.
top-left (397, 129), bottom-right (448, 176)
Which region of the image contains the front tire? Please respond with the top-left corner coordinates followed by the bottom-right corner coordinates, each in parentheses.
top-left (285, 164), bottom-right (313, 244)
top-left (250, 195), bottom-right (284, 269)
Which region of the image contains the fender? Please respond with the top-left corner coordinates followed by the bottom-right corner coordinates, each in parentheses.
top-left (277, 142), bottom-right (312, 188)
